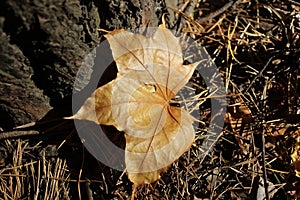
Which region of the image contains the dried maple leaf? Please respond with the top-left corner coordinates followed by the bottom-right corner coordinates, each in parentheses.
top-left (71, 25), bottom-right (199, 185)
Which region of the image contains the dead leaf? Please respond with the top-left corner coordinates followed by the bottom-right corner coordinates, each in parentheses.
top-left (70, 25), bottom-right (199, 185)
top-left (291, 129), bottom-right (300, 178)
top-left (226, 95), bottom-right (254, 153)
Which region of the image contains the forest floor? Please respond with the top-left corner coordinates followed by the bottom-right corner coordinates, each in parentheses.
top-left (0, 0), bottom-right (300, 199)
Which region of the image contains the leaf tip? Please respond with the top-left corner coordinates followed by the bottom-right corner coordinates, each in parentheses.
top-left (63, 116), bottom-right (75, 120)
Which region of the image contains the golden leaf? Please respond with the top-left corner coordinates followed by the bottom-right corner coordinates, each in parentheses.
top-left (71, 25), bottom-right (199, 185)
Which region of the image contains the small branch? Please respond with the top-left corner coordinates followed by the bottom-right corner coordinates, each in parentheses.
top-left (261, 78), bottom-right (270, 200)
top-left (261, 120), bottom-right (270, 200)
top-left (0, 117), bottom-right (68, 140)
top-left (245, 56), bottom-right (275, 93)
top-left (0, 130), bottom-right (40, 140)
top-left (197, 0), bottom-right (242, 23)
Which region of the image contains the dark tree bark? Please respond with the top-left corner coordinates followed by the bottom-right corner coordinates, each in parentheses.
top-left (0, 0), bottom-right (101, 130)
top-left (0, 17), bottom-right (51, 130)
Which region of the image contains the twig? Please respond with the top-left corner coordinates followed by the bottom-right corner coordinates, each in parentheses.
top-left (197, 0), bottom-right (242, 23)
top-left (0, 117), bottom-right (68, 140)
top-left (0, 130), bottom-right (40, 140)
top-left (261, 78), bottom-right (270, 200)
top-left (244, 56), bottom-right (275, 93)
top-left (287, 0), bottom-right (300, 6)
top-left (167, 0), bottom-right (242, 31)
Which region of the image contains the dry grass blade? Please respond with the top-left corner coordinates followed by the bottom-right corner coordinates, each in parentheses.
top-left (0, 140), bottom-right (71, 199)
